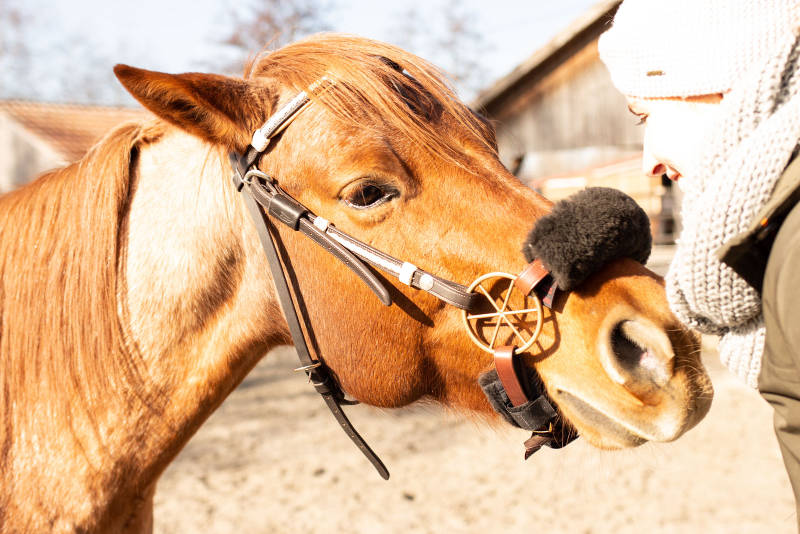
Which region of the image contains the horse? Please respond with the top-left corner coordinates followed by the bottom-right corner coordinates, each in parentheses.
top-left (0, 34), bottom-right (712, 533)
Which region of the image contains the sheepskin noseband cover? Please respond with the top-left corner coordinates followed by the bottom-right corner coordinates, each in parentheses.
top-left (524, 187), bottom-right (652, 291)
top-left (477, 187), bottom-right (651, 448)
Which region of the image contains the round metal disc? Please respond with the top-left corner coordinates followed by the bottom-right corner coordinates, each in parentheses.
top-left (461, 271), bottom-right (543, 354)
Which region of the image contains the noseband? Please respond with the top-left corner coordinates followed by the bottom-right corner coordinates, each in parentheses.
top-left (230, 78), bottom-right (651, 479)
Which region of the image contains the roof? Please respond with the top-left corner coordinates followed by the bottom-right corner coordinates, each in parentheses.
top-left (472, 0), bottom-right (621, 112)
top-left (0, 100), bottom-right (150, 162)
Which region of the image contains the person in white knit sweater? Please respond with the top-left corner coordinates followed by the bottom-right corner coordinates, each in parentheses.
top-left (599, 0), bottom-right (800, 525)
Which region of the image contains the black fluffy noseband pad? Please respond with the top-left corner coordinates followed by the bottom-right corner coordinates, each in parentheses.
top-left (524, 187), bottom-right (652, 291)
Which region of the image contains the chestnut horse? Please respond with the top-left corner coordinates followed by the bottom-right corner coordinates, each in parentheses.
top-left (0, 35), bottom-right (712, 533)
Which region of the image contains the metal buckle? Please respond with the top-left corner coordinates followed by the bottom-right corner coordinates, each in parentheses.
top-left (243, 168), bottom-right (275, 188)
top-left (294, 361), bottom-right (323, 383)
top-left (294, 362), bottom-right (322, 373)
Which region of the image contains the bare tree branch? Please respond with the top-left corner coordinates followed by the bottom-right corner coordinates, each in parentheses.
top-left (437, 4), bottom-right (489, 95)
top-left (0, 1), bottom-right (137, 105)
top-left (389, 2), bottom-right (491, 98)
top-left (0, 0), bottom-right (31, 96)
top-left (217, 0), bottom-right (335, 74)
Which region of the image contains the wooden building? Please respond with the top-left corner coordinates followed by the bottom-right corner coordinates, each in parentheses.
top-left (0, 100), bottom-right (148, 193)
top-left (473, 0), bottom-right (678, 243)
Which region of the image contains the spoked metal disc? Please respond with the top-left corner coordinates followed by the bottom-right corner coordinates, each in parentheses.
top-left (461, 272), bottom-right (543, 354)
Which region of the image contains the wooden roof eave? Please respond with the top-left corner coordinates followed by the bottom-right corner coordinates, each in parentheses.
top-left (472, 0), bottom-right (621, 115)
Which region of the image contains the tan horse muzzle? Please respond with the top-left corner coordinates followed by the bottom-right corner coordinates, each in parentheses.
top-left (467, 187), bottom-right (712, 453)
top-left (550, 285), bottom-right (713, 450)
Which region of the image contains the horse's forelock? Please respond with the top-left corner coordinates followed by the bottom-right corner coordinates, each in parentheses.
top-left (246, 34), bottom-right (496, 169)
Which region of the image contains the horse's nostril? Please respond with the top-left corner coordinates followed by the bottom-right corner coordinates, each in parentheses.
top-left (610, 323), bottom-right (647, 372)
top-left (605, 320), bottom-right (675, 401)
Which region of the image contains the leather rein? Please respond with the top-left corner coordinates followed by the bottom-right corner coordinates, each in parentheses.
top-left (230, 80), bottom-right (568, 479)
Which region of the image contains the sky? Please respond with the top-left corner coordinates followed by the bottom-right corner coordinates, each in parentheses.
top-left (4, 0), bottom-right (600, 105)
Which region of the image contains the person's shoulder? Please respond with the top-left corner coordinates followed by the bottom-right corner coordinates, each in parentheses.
top-left (769, 155), bottom-right (800, 264)
top-left (764, 198), bottom-right (800, 310)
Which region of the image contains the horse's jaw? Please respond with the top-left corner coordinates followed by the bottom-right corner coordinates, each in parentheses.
top-left (552, 378), bottom-right (712, 450)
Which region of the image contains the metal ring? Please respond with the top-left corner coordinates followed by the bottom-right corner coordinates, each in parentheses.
top-left (243, 168), bottom-right (277, 191)
top-left (461, 271), bottom-right (543, 354)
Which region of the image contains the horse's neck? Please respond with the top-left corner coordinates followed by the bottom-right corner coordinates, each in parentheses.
top-left (3, 129), bottom-right (284, 532)
top-left (121, 128), bottom-right (284, 439)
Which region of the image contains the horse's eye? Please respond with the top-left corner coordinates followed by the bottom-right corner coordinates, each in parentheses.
top-left (342, 182), bottom-right (398, 210)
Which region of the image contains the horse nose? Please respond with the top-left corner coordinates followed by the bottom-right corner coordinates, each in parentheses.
top-left (600, 319), bottom-right (675, 404)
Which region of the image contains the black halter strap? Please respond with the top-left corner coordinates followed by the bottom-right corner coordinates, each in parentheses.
top-left (232, 158), bottom-right (391, 478)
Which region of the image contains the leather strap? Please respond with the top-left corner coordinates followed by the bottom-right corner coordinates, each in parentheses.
top-left (321, 223), bottom-right (479, 310)
top-left (232, 151), bottom-right (478, 480)
top-left (247, 178), bottom-right (393, 306)
top-left (238, 180), bottom-right (391, 480)
top-left (524, 432), bottom-right (554, 459)
top-left (514, 259), bottom-right (549, 295)
top-left (244, 169), bottom-right (478, 311)
top-left (493, 346), bottom-right (529, 407)
top-left (515, 259), bottom-right (559, 309)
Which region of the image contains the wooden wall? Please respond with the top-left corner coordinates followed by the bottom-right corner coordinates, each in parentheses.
top-left (476, 17), bottom-right (679, 242)
top-left (486, 39), bottom-right (643, 181)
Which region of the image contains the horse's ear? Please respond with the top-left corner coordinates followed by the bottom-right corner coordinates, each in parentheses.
top-left (113, 64), bottom-right (270, 152)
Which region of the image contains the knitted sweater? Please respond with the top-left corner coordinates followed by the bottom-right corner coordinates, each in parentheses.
top-left (666, 33), bottom-right (800, 388)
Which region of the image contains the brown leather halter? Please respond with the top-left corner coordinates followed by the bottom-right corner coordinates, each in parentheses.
top-left (230, 79), bottom-right (567, 479)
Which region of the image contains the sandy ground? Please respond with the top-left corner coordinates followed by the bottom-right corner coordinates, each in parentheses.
top-left (154, 338), bottom-right (796, 534)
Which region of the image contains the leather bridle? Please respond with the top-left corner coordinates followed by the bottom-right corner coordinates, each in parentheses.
top-left (230, 79), bottom-right (569, 479)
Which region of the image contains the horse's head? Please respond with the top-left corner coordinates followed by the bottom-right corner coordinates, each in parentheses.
top-left (115, 34), bottom-right (711, 452)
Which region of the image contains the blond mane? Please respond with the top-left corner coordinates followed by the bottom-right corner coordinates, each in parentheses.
top-left (0, 121), bottom-right (165, 449)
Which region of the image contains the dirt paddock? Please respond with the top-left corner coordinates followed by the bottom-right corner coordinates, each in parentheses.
top-left (154, 339), bottom-right (795, 533)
